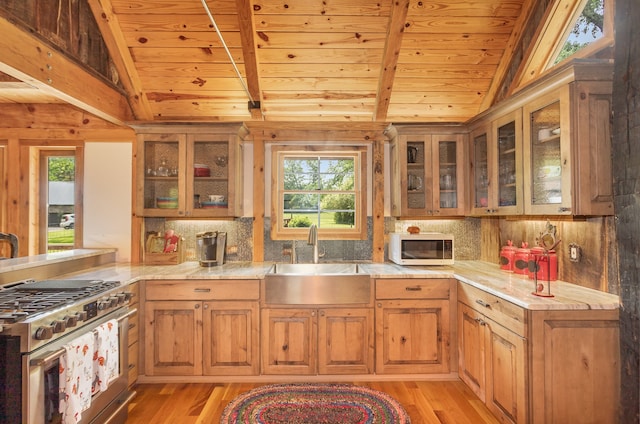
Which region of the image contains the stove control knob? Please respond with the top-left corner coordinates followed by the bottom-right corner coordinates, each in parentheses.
top-left (64, 315), bottom-right (78, 328)
top-left (34, 326), bottom-right (54, 340)
top-left (51, 320), bottom-right (66, 333)
top-left (109, 296), bottom-right (119, 307)
top-left (124, 292), bottom-right (133, 302)
top-left (116, 293), bottom-right (127, 304)
top-left (75, 311), bottom-right (88, 322)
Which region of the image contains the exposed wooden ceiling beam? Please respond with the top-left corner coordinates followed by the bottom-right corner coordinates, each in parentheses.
top-left (237, 0), bottom-right (263, 120)
top-left (375, 0), bottom-right (410, 121)
top-left (87, 0), bottom-right (154, 121)
top-left (0, 15), bottom-right (133, 126)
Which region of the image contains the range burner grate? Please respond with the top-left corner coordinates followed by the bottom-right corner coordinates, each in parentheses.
top-left (0, 279), bottom-right (119, 323)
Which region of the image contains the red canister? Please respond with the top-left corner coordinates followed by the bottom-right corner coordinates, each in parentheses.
top-left (528, 247), bottom-right (558, 281)
top-left (499, 240), bottom-right (516, 272)
top-left (513, 242), bottom-right (530, 275)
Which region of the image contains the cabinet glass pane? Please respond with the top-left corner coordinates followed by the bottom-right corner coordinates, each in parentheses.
top-left (472, 133), bottom-right (488, 208)
top-left (193, 141), bottom-right (229, 209)
top-left (498, 121), bottom-right (517, 206)
top-left (530, 102), bottom-right (562, 205)
top-left (143, 141), bottom-right (179, 209)
top-left (406, 141), bottom-right (425, 209)
top-left (438, 141), bottom-right (457, 209)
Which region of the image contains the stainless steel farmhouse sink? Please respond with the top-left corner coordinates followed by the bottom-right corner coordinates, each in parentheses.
top-left (270, 263), bottom-right (362, 275)
top-left (264, 263), bottom-right (371, 305)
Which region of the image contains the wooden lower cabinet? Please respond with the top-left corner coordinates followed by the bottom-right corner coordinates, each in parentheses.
top-left (144, 280), bottom-right (260, 377)
top-left (261, 307), bottom-right (374, 375)
top-left (458, 281), bottom-right (620, 424)
top-left (375, 279), bottom-right (454, 374)
top-left (529, 309), bottom-right (619, 424)
top-left (458, 302), bottom-right (527, 424)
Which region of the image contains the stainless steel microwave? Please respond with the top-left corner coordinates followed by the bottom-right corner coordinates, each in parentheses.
top-left (389, 232), bottom-right (454, 265)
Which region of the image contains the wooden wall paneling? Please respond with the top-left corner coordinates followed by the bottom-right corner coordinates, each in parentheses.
top-left (87, 0), bottom-right (153, 120)
top-left (0, 15), bottom-right (132, 125)
top-left (480, 217), bottom-right (501, 263)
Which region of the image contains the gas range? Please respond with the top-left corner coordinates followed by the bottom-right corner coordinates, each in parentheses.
top-left (0, 278), bottom-right (132, 353)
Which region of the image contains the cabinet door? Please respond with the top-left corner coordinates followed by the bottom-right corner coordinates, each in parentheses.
top-left (144, 301), bottom-right (202, 375)
top-left (485, 317), bottom-right (527, 424)
top-left (261, 308), bottom-right (316, 375)
top-left (137, 133), bottom-right (187, 217)
top-left (202, 301), bottom-right (259, 376)
top-left (523, 88), bottom-right (572, 215)
top-left (530, 310), bottom-right (619, 424)
top-left (493, 110), bottom-right (523, 214)
top-left (394, 135), bottom-right (429, 216)
top-left (469, 124), bottom-right (495, 215)
top-left (376, 299), bottom-right (450, 374)
top-left (433, 134), bottom-right (466, 215)
top-left (188, 133), bottom-right (242, 217)
top-left (458, 303), bottom-right (486, 400)
top-left (317, 308), bottom-right (373, 375)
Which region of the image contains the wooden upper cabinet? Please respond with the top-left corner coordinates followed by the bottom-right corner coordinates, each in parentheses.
top-left (468, 60), bottom-right (613, 217)
top-left (391, 129), bottom-right (466, 217)
top-left (469, 110), bottom-right (524, 216)
top-left (523, 81), bottom-right (614, 215)
top-left (135, 125), bottom-right (243, 218)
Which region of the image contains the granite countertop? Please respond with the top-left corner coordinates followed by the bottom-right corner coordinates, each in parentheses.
top-left (0, 250), bottom-right (619, 311)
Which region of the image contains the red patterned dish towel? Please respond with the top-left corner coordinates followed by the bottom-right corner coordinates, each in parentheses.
top-left (93, 319), bottom-right (119, 393)
top-left (59, 332), bottom-right (94, 424)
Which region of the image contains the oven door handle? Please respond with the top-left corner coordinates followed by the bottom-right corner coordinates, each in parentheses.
top-left (29, 308), bottom-right (137, 367)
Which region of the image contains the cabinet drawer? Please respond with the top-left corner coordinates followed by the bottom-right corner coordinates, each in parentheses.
top-left (127, 341), bottom-right (138, 385)
top-left (127, 282), bottom-right (139, 306)
top-left (127, 309), bottom-right (139, 346)
top-left (145, 280), bottom-right (260, 300)
top-left (376, 279), bottom-right (451, 300)
top-left (457, 282), bottom-right (527, 336)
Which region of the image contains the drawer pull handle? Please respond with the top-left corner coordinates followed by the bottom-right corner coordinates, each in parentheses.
top-left (194, 288), bottom-right (211, 293)
top-left (405, 286), bottom-right (422, 291)
top-left (128, 323), bottom-right (136, 330)
top-left (476, 299), bottom-right (491, 308)
top-left (128, 364), bottom-right (135, 370)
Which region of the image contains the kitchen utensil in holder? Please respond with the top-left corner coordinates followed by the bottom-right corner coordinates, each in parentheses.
top-left (531, 250), bottom-right (554, 297)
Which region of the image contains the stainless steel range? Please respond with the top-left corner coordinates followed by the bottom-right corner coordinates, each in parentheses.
top-left (0, 278), bottom-right (136, 424)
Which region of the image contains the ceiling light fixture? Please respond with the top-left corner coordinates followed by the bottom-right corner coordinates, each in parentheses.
top-left (200, 0), bottom-right (259, 111)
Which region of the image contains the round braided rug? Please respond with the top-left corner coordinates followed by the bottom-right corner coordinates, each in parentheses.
top-left (220, 383), bottom-right (411, 424)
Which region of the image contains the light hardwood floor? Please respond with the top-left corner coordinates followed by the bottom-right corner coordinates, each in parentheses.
top-left (126, 381), bottom-right (502, 424)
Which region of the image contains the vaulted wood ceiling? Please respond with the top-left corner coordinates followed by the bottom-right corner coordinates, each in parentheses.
top-left (0, 0), bottom-right (571, 126)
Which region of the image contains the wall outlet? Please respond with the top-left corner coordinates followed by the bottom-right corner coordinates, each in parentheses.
top-left (569, 243), bottom-right (581, 262)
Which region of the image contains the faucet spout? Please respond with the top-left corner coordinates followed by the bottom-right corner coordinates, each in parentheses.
top-left (307, 224), bottom-right (319, 264)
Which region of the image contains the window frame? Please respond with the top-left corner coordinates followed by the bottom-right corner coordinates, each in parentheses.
top-left (270, 145), bottom-right (367, 241)
top-left (517, 0), bottom-right (614, 88)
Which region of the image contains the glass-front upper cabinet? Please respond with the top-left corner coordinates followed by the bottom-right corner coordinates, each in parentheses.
top-left (494, 110), bottom-right (523, 214)
top-left (523, 90), bottom-right (572, 215)
top-left (469, 125), bottom-right (492, 215)
top-left (391, 132), bottom-right (465, 217)
top-left (138, 133), bottom-right (186, 217)
top-left (136, 128), bottom-right (242, 217)
top-left (469, 110), bottom-right (523, 216)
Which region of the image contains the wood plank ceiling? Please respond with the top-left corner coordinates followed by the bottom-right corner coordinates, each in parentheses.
top-left (0, 0), bottom-right (539, 124)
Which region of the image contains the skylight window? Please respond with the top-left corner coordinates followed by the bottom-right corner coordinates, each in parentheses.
top-left (554, 0), bottom-right (606, 64)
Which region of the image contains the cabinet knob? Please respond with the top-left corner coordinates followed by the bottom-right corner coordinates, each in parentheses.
top-left (558, 207), bottom-right (571, 213)
top-left (194, 304), bottom-right (200, 309)
top-left (203, 303), bottom-right (209, 310)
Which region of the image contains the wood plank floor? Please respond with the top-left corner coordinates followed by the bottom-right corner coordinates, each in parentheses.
top-left (126, 381), bottom-right (502, 423)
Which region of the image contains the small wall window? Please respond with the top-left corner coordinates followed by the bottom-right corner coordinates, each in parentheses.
top-left (271, 145), bottom-right (367, 240)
